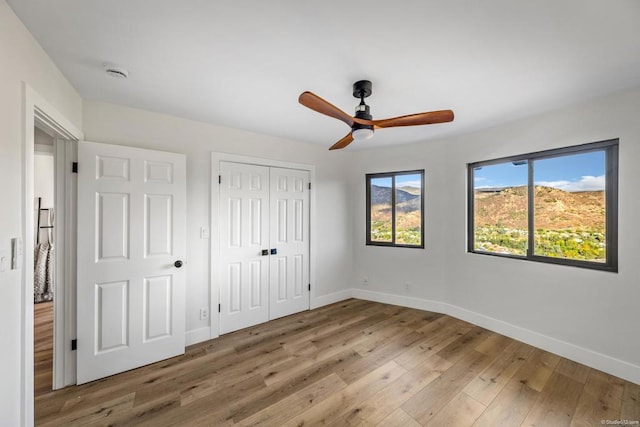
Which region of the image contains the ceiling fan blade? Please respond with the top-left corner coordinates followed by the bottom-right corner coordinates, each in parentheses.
top-left (354, 110), bottom-right (454, 128)
top-left (329, 133), bottom-right (354, 151)
top-left (299, 91), bottom-right (354, 128)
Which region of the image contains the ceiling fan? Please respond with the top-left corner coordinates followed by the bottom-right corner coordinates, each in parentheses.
top-left (298, 80), bottom-right (454, 150)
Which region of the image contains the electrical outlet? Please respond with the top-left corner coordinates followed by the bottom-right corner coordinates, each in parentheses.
top-left (200, 308), bottom-right (209, 320)
top-left (363, 276), bottom-right (369, 286)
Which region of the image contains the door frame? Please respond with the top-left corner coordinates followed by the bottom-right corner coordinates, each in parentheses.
top-left (21, 84), bottom-right (83, 425)
top-left (210, 153), bottom-right (316, 339)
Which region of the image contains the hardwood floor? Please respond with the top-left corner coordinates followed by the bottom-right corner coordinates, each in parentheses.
top-left (35, 299), bottom-right (640, 426)
top-left (35, 301), bottom-right (54, 396)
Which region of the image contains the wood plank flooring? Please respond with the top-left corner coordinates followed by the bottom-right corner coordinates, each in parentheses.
top-left (35, 299), bottom-right (640, 426)
top-left (34, 301), bottom-right (54, 396)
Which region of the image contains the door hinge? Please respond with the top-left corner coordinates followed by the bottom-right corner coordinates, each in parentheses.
top-left (218, 175), bottom-right (222, 184)
top-left (71, 339), bottom-right (77, 351)
top-left (308, 283), bottom-right (311, 291)
top-left (72, 162), bottom-right (78, 173)
top-left (218, 303), bottom-right (221, 313)
top-left (308, 182), bottom-right (311, 190)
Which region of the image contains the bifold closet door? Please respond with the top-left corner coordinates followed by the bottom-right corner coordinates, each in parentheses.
top-left (219, 162), bottom-right (270, 334)
top-left (269, 168), bottom-right (310, 320)
top-left (218, 162), bottom-right (310, 334)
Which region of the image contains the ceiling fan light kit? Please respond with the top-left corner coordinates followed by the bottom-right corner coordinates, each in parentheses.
top-left (352, 127), bottom-right (374, 140)
top-left (298, 80), bottom-right (454, 150)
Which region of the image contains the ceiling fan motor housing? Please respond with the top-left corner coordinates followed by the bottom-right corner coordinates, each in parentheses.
top-left (353, 103), bottom-right (373, 133)
top-left (352, 80), bottom-right (374, 134)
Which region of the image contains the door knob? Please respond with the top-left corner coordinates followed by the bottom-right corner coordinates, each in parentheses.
top-left (270, 248), bottom-right (277, 255)
top-left (174, 260), bottom-right (183, 268)
top-left (261, 249), bottom-right (269, 256)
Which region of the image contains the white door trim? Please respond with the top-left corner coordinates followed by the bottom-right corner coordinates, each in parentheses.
top-left (53, 138), bottom-right (78, 389)
top-left (210, 152), bottom-right (316, 339)
top-left (22, 83), bottom-right (83, 426)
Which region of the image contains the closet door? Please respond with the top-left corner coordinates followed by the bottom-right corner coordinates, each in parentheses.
top-left (219, 162), bottom-right (270, 334)
top-left (269, 168), bottom-right (310, 320)
top-left (217, 162), bottom-right (310, 334)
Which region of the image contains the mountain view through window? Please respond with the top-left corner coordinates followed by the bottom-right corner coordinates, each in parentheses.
top-left (368, 171), bottom-right (423, 247)
top-left (469, 140), bottom-right (618, 271)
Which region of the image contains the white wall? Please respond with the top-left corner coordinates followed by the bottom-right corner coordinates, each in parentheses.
top-left (0, 0), bottom-right (83, 424)
top-left (82, 100), bottom-right (355, 338)
top-left (34, 152), bottom-right (54, 208)
top-left (350, 140), bottom-right (448, 304)
top-left (443, 88), bottom-right (640, 379)
top-left (351, 87), bottom-right (640, 383)
top-left (34, 150), bottom-right (54, 246)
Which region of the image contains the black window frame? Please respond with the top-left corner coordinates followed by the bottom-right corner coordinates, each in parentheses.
top-left (467, 139), bottom-right (619, 272)
top-left (366, 169), bottom-right (425, 249)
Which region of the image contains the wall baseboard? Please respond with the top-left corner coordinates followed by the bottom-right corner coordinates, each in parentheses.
top-left (184, 290), bottom-right (353, 347)
top-left (353, 288), bottom-right (640, 385)
top-left (185, 327), bottom-right (211, 347)
top-left (183, 287), bottom-right (640, 385)
top-left (441, 302), bottom-right (640, 385)
top-left (311, 289), bottom-right (353, 310)
top-left (352, 289), bottom-right (444, 313)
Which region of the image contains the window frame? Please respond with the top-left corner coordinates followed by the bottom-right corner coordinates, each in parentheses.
top-left (467, 139), bottom-right (619, 272)
top-left (366, 169), bottom-right (425, 249)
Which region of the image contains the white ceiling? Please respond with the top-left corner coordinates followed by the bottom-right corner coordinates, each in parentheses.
top-left (8, 0), bottom-right (640, 150)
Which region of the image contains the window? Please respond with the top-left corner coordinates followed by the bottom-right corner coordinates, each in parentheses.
top-left (468, 139), bottom-right (618, 272)
top-left (366, 170), bottom-right (424, 248)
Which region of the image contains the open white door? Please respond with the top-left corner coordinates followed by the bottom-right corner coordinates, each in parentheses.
top-left (269, 168), bottom-right (310, 320)
top-left (76, 141), bottom-right (186, 384)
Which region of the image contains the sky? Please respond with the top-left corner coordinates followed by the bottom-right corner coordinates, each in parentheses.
top-left (371, 173), bottom-right (422, 188)
top-left (474, 150), bottom-right (606, 192)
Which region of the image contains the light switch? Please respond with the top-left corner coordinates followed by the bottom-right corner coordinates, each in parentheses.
top-left (11, 237), bottom-right (21, 270)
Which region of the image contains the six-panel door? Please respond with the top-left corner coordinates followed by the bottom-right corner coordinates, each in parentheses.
top-left (77, 141), bottom-right (186, 384)
top-left (269, 168), bottom-right (310, 320)
top-left (218, 162), bottom-right (310, 334)
top-left (219, 162), bottom-right (271, 334)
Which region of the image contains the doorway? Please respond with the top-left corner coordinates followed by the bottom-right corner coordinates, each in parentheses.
top-left (33, 127), bottom-right (55, 394)
top-left (22, 84), bottom-right (83, 424)
top-left (32, 130), bottom-right (77, 394)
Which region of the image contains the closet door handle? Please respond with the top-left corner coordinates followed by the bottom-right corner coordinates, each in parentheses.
top-left (270, 248), bottom-right (278, 255)
top-left (261, 249), bottom-right (269, 256)
top-left (174, 260), bottom-right (183, 268)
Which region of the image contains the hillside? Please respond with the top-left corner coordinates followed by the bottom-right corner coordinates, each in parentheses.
top-left (370, 185), bottom-right (422, 244)
top-left (371, 185), bottom-right (421, 214)
top-left (371, 185), bottom-right (419, 205)
top-left (474, 185), bottom-right (605, 230)
top-left (398, 186), bottom-right (421, 196)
